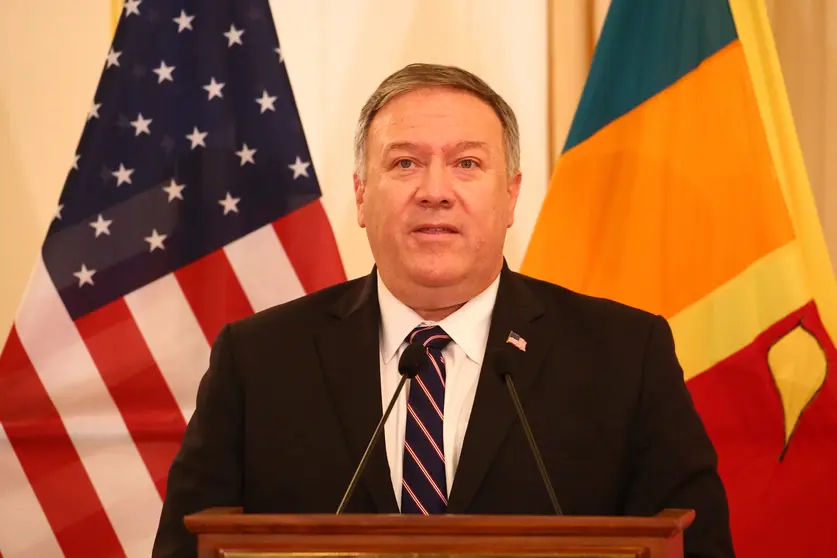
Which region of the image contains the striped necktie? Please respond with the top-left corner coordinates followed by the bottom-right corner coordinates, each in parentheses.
top-left (401, 325), bottom-right (452, 514)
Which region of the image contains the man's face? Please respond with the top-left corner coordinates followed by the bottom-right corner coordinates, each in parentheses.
top-left (354, 87), bottom-right (521, 298)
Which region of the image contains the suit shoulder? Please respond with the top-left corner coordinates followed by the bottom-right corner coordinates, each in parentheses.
top-left (512, 272), bottom-right (672, 377)
top-left (515, 272), bottom-right (659, 328)
top-left (223, 275), bottom-right (365, 339)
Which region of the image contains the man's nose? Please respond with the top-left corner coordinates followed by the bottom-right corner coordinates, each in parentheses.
top-left (415, 161), bottom-right (454, 207)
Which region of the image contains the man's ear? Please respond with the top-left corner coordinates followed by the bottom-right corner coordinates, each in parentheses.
top-left (506, 170), bottom-right (522, 228)
top-left (353, 172), bottom-right (366, 228)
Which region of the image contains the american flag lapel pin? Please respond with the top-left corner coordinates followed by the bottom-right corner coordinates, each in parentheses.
top-left (506, 330), bottom-right (527, 352)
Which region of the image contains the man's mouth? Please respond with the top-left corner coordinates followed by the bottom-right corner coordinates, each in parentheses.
top-left (413, 224), bottom-right (459, 234)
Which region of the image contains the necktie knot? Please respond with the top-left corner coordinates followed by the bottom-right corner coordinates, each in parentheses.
top-left (407, 325), bottom-right (452, 352)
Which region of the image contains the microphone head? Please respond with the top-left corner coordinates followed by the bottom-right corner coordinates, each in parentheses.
top-left (490, 346), bottom-right (516, 381)
top-left (398, 342), bottom-right (426, 379)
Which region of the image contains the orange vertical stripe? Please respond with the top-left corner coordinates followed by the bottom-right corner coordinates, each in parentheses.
top-left (522, 41), bottom-right (795, 318)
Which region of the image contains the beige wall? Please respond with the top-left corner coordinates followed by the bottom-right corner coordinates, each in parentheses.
top-left (0, 1), bottom-right (112, 342)
top-left (0, 0), bottom-right (551, 341)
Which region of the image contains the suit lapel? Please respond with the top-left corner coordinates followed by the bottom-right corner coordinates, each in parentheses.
top-left (447, 265), bottom-right (553, 513)
top-left (315, 270), bottom-right (399, 513)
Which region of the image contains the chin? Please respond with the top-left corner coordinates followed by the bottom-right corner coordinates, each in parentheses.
top-left (407, 258), bottom-right (468, 288)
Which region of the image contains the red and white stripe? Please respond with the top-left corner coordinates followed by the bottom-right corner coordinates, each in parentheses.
top-left (427, 351), bottom-right (446, 388)
top-left (412, 376), bottom-right (444, 420)
top-left (408, 325), bottom-right (436, 343)
top-left (406, 404), bottom-right (445, 462)
top-left (223, 225), bottom-right (305, 313)
top-left (421, 334), bottom-right (449, 346)
top-left (0, 423), bottom-right (64, 558)
top-left (404, 442), bottom-right (447, 504)
top-left (124, 275), bottom-right (210, 422)
top-left (0, 201), bottom-right (344, 557)
top-left (401, 480), bottom-right (429, 515)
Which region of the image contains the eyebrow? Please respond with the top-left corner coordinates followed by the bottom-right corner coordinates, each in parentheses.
top-left (450, 141), bottom-right (490, 152)
top-left (381, 140), bottom-right (490, 157)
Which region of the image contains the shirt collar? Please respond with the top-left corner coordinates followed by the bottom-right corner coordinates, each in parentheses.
top-left (378, 271), bottom-right (501, 366)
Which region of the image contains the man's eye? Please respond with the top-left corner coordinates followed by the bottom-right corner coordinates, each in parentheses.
top-left (459, 159), bottom-right (478, 169)
top-left (398, 160), bottom-right (413, 169)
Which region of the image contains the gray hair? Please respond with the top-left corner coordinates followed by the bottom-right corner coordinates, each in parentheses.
top-left (353, 63), bottom-right (520, 182)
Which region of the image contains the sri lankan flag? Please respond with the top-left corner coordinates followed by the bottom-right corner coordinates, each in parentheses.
top-left (522, 0), bottom-right (837, 555)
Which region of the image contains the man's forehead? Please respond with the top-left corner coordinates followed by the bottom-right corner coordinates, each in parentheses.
top-left (369, 106), bottom-right (503, 153)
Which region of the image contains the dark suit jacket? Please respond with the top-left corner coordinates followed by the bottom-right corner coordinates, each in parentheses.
top-left (152, 265), bottom-right (735, 558)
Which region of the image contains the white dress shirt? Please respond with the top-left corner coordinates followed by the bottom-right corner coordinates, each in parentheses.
top-left (378, 272), bottom-right (500, 509)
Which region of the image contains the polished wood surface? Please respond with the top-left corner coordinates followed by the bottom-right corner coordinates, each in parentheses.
top-left (185, 508), bottom-right (694, 558)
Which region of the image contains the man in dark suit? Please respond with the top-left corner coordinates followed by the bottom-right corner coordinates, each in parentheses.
top-left (152, 63), bottom-right (735, 558)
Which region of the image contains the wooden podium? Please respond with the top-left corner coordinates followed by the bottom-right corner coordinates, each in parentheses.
top-left (185, 507), bottom-right (695, 558)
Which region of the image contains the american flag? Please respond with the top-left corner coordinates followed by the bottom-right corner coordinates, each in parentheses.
top-left (0, 1), bottom-right (345, 556)
top-left (506, 331), bottom-right (527, 352)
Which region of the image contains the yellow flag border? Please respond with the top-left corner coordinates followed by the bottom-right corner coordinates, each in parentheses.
top-left (729, 0), bottom-right (837, 346)
top-left (111, 0), bottom-right (122, 35)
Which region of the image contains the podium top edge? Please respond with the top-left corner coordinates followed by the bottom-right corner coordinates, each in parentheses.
top-left (184, 508), bottom-right (695, 538)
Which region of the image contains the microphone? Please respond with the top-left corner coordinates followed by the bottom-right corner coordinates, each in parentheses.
top-left (492, 347), bottom-right (563, 515)
top-left (336, 342), bottom-right (426, 514)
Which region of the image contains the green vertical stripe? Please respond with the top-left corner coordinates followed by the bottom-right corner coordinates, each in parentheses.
top-left (563, 0), bottom-right (738, 153)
